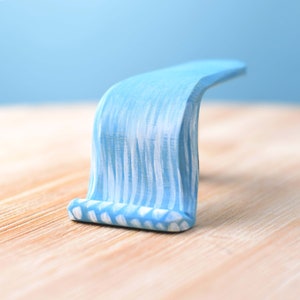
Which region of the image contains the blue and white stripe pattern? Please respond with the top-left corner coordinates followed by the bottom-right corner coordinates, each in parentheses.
top-left (68, 60), bottom-right (246, 232)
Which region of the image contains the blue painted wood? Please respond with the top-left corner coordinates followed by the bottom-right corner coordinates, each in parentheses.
top-left (68, 60), bottom-right (246, 232)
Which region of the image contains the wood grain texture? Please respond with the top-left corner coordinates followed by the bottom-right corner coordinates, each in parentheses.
top-left (0, 103), bottom-right (299, 299)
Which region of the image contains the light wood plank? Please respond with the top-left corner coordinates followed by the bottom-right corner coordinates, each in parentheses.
top-left (0, 103), bottom-right (299, 299)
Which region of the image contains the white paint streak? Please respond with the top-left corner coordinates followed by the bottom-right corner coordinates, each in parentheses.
top-left (129, 141), bottom-right (138, 204)
top-left (144, 221), bottom-right (154, 230)
top-left (152, 209), bottom-right (168, 219)
top-left (115, 214), bottom-right (128, 226)
top-left (156, 223), bottom-right (165, 231)
top-left (68, 211), bottom-right (75, 220)
top-left (153, 133), bottom-right (164, 208)
top-left (86, 200), bottom-right (99, 207)
top-left (131, 219), bottom-right (142, 228)
top-left (168, 222), bottom-right (180, 232)
top-left (98, 201), bottom-right (111, 210)
top-left (112, 203), bottom-right (126, 212)
top-left (165, 211), bottom-right (183, 222)
top-left (100, 212), bottom-right (112, 224)
top-left (123, 141), bottom-right (129, 202)
top-left (138, 206), bottom-right (152, 217)
top-left (180, 221), bottom-right (190, 231)
top-left (88, 211), bottom-right (97, 223)
top-left (72, 206), bottom-right (82, 219)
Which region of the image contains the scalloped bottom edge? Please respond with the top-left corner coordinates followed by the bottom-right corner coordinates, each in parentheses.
top-left (67, 198), bottom-right (195, 232)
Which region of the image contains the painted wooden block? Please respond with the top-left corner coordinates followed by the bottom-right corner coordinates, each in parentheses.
top-left (67, 60), bottom-right (246, 232)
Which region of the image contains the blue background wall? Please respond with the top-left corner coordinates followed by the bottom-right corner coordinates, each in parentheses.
top-left (0, 0), bottom-right (299, 104)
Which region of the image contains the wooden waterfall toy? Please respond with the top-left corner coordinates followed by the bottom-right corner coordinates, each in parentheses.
top-left (67, 60), bottom-right (246, 232)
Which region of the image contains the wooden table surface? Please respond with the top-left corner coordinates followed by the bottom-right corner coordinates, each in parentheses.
top-left (1, 103), bottom-right (299, 299)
